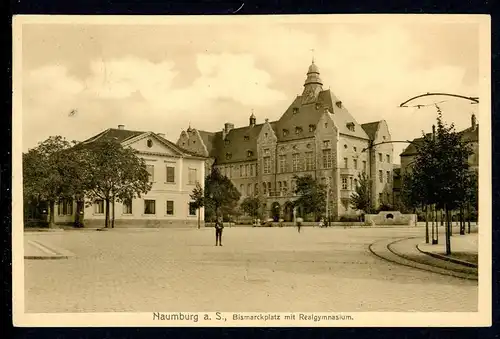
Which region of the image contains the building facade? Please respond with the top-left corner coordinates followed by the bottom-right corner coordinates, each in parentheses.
top-left (177, 62), bottom-right (394, 221)
top-left (53, 126), bottom-right (207, 228)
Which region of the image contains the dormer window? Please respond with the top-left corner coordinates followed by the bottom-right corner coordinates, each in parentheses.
top-left (264, 149), bottom-right (270, 156)
top-left (247, 150), bottom-right (254, 157)
top-left (315, 103), bottom-right (321, 110)
top-left (383, 136), bottom-right (386, 141)
top-left (346, 122), bottom-right (355, 132)
top-left (244, 136), bottom-right (250, 141)
top-left (225, 152), bottom-right (232, 160)
top-left (309, 124), bottom-right (316, 132)
top-left (225, 139), bottom-right (230, 145)
top-left (265, 133), bottom-right (268, 138)
top-left (283, 129), bottom-right (289, 137)
top-left (323, 140), bottom-right (331, 148)
top-left (295, 127), bottom-right (303, 134)
top-left (336, 101), bottom-right (342, 108)
top-left (293, 107), bottom-right (299, 114)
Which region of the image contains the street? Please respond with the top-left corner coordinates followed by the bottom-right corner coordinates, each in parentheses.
top-left (24, 226), bottom-right (478, 313)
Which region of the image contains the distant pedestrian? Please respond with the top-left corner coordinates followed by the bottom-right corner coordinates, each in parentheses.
top-left (215, 217), bottom-right (224, 246)
top-left (318, 218), bottom-right (324, 228)
top-left (297, 217), bottom-right (303, 233)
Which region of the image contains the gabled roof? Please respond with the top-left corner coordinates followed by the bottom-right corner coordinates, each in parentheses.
top-left (79, 128), bottom-right (206, 159)
top-left (213, 123), bottom-right (267, 164)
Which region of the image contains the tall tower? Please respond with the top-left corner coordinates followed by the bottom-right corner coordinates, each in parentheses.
top-left (302, 60), bottom-right (323, 104)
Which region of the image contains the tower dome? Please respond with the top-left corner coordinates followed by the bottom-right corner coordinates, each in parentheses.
top-left (304, 61), bottom-right (323, 88)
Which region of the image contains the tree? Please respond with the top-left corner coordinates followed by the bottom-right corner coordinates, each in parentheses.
top-left (293, 174), bottom-right (326, 220)
top-left (23, 136), bottom-right (83, 228)
top-left (190, 182), bottom-right (204, 229)
top-left (204, 166), bottom-right (241, 222)
top-left (350, 172), bottom-right (373, 214)
top-left (404, 110), bottom-right (474, 253)
top-left (78, 139), bottom-right (152, 228)
top-left (240, 196), bottom-right (263, 219)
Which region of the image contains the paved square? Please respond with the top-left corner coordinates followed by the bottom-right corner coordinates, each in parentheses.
top-left (24, 227), bottom-right (478, 312)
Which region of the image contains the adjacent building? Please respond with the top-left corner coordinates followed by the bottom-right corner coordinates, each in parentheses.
top-left (177, 61), bottom-right (394, 221)
top-left (52, 126), bottom-right (207, 228)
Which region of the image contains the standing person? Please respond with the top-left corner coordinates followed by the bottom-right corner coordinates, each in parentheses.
top-left (297, 217), bottom-right (303, 233)
top-left (215, 216), bottom-right (224, 246)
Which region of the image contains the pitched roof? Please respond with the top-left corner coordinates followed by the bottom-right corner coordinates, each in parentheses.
top-left (274, 90), bottom-right (369, 142)
top-left (400, 125), bottom-right (478, 157)
top-left (197, 130), bottom-right (217, 156)
top-left (79, 128), bottom-right (206, 159)
top-left (212, 123), bottom-right (266, 164)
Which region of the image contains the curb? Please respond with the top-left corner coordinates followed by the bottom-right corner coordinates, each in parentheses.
top-left (416, 244), bottom-right (478, 268)
top-left (369, 237), bottom-right (477, 281)
top-left (25, 240), bottom-right (74, 260)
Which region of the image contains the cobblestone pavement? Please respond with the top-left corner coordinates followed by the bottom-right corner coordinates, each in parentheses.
top-left (24, 227), bottom-right (478, 313)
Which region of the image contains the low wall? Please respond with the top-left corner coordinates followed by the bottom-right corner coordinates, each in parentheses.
top-left (364, 211), bottom-right (416, 226)
top-left (80, 219), bottom-right (202, 228)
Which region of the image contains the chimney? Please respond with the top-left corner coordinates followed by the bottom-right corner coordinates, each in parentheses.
top-left (471, 114), bottom-right (477, 130)
top-left (118, 124), bottom-right (125, 130)
top-left (224, 122), bottom-right (234, 134)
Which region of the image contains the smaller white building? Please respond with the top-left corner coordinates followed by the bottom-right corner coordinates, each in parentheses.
top-left (54, 125), bottom-right (207, 228)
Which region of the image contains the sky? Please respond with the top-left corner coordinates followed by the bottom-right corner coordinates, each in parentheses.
top-left (20, 17), bottom-right (481, 162)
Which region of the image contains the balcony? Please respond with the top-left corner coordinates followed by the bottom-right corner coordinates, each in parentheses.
top-left (339, 167), bottom-right (357, 176)
top-left (340, 189), bottom-right (353, 199)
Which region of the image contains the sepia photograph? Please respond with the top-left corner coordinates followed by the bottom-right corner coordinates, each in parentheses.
top-left (12, 15), bottom-right (491, 327)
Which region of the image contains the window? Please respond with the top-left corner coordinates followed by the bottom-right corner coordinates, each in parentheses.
top-left (378, 153), bottom-right (383, 162)
top-left (353, 146), bottom-right (357, 152)
top-left (295, 127), bottom-right (303, 134)
top-left (263, 156), bottom-right (271, 174)
top-left (58, 199), bottom-right (73, 215)
top-left (255, 183), bottom-right (259, 195)
top-left (305, 152), bottom-right (314, 170)
top-left (379, 170), bottom-right (383, 183)
top-left (247, 150), bottom-right (253, 157)
top-left (315, 103), bottom-right (321, 110)
top-left (323, 140), bottom-right (330, 148)
top-left (344, 157), bottom-right (348, 169)
top-left (386, 154), bottom-right (390, 163)
top-left (166, 201), bottom-right (174, 215)
top-left (94, 200), bottom-right (104, 214)
top-left (240, 165), bottom-right (243, 177)
top-left (292, 153), bottom-right (301, 171)
top-left (341, 177), bottom-right (348, 190)
top-left (324, 122), bottom-right (328, 128)
top-left (267, 182), bottom-right (271, 193)
top-left (264, 149), bottom-right (270, 156)
top-left (247, 183), bottom-right (252, 196)
top-left (278, 181), bottom-right (282, 191)
top-left (145, 200), bottom-right (156, 215)
top-left (166, 166), bottom-right (175, 183)
top-left (189, 202), bottom-right (196, 216)
top-left (244, 136), bottom-right (249, 141)
top-left (322, 149), bottom-right (333, 169)
top-left (283, 129), bottom-right (289, 137)
top-left (188, 168), bottom-right (197, 184)
top-left (336, 101), bottom-right (342, 108)
top-left (353, 159), bottom-right (358, 170)
top-left (293, 107), bottom-right (299, 114)
top-left (250, 164), bottom-right (255, 176)
top-left (240, 184), bottom-right (245, 195)
top-left (123, 200), bottom-right (132, 214)
top-left (263, 182), bottom-right (267, 194)
top-left (225, 152), bottom-right (232, 160)
top-left (245, 164), bottom-right (249, 177)
top-left (225, 139), bottom-right (230, 145)
top-left (283, 181), bottom-right (288, 193)
top-left (146, 165), bottom-right (154, 182)
top-left (379, 193), bottom-right (383, 202)
top-left (309, 124), bottom-right (316, 132)
top-left (350, 177), bottom-right (353, 190)
top-left (346, 122), bottom-right (355, 132)
top-left (354, 178), bottom-right (358, 187)
top-left (387, 171), bottom-right (391, 183)
top-left (147, 139), bottom-right (153, 148)
top-left (279, 155), bottom-right (286, 173)
top-left (291, 180), bottom-right (296, 193)
top-left (363, 161), bottom-right (367, 173)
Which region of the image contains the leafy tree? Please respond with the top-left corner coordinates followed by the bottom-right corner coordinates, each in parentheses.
top-left (23, 136), bottom-right (83, 228)
top-left (293, 174), bottom-right (326, 220)
top-left (350, 172), bottom-right (373, 214)
top-left (204, 166), bottom-right (241, 222)
top-left (404, 110), bottom-right (474, 253)
top-left (240, 196), bottom-right (264, 219)
top-left (190, 182), bottom-right (205, 229)
top-left (78, 139), bottom-right (152, 228)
